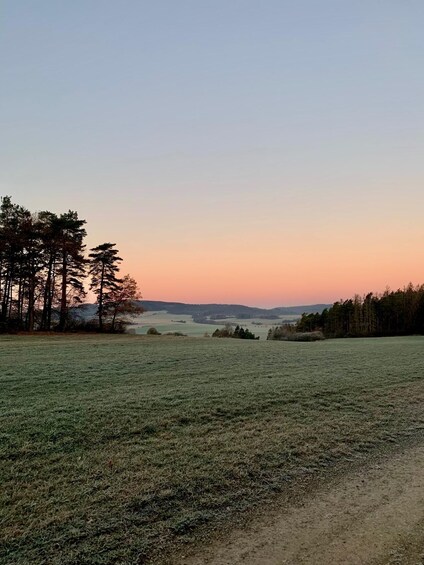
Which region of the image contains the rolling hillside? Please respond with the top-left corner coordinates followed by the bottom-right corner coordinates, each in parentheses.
top-left (138, 301), bottom-right (330, 318)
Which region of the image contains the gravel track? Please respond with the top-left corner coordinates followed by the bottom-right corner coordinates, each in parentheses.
top-left (182, 443), bottom-right (424, 565)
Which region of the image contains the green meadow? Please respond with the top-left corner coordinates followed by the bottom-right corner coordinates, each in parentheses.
top-left (132, 310), bottom-right (299, 339)
top-left (1, 335), bottom-right (424, 564)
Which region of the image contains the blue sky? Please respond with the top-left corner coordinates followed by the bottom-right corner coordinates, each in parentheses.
top-left (1, 1), bottom-right (423, 305)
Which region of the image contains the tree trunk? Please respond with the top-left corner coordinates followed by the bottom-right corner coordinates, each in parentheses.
top-left (59, 251), bottom-right (67, 331)
top-left (98, 263), bottom-right (105, 331)
top-left (41, 254), bottom-right (54, 330)
top-left (27, 262), bottom-right (35, 332)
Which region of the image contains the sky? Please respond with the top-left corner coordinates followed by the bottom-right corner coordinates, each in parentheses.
top-left (1, 1), bottom-right (424, 307)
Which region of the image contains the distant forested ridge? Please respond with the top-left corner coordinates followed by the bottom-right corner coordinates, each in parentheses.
top-left (0, 196), bottom-right (141, 332)
top-left (140, 301), bottom-right (331, 319)
top-left (297, 284), bottom-right (424, 338)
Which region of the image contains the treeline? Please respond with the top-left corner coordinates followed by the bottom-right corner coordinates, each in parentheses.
top-left (297, 284), bottom-right (424, 338)
top-left (0, 196), bottom-right (142, 332)
top-left (212, 324), bottom-right (259, 339)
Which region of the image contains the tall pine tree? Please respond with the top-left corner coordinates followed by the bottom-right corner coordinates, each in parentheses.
top-left (89, 243), bottom-right (122, 331)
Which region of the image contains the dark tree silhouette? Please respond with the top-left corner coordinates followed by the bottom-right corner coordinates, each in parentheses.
top-left (56, 212), bottom-right (87, 331)
top-left (89, 243), bottom-right (122, 331)
top-left (0, 196), bottom-right (142, 333)
top-left (104, 274), bottom-right (144, 332)
top-left (296, 283), bottom-right (424, 338)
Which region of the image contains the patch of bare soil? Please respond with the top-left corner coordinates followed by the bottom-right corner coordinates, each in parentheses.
top-left (181, 444), bottom-right (424, 565)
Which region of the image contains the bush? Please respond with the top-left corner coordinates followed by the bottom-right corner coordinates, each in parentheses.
top-left (233, 325), bottom-right (259, 339)
top-left (288, 331), bottom-right (325, 341)
top-left (147, 327), bottom-right (161, 335)
top-left (267, 326), bottom-right (325, 341)
top-left (212, 327), bottom-right (232, 338)
top-left (212, 323), bottom-right (233, 338)
top-left (267, 324), bottom-right (294, 340)
top-left (61, 318), bottom-right (100, 333)
top-left (65, 318), bottom-right (130, 334)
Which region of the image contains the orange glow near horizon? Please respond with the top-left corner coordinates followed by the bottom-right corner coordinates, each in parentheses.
top-left (114, 214), bottom-right (424, 307)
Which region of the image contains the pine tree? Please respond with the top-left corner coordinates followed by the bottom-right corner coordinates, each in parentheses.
top-left (0, 197), bottom-right (31, 329)
top-left (89, 243), bottom-right (122, 331)
top-left (56, 212), bottom-right (87, 331)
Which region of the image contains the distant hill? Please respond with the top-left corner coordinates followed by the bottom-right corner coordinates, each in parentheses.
top-left (138, 301), bottom-right (330, 318)
top-left (75, 301), bottom-right (330, 322)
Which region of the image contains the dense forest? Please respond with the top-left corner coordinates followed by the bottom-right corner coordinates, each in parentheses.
top-left (296, 285), bottom-right (424, 338)
top-left (0, 196), bottom-right (142, 332)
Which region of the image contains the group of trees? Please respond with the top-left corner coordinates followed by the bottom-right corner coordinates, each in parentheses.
top-left (212, 324), bottom-right (259, 339)
top-left (296, 284), bottom-right (424, 338)
top-left (0, 196), bottom-right (142, 332)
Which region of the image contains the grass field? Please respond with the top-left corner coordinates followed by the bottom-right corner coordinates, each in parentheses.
top-left (1, 335), bottom-right (424, 564)
top-left (131, 311), bottom-right (298, 339)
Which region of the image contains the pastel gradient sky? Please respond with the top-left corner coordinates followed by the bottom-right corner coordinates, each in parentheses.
top-left (1, 1), bottom-right (423, 307)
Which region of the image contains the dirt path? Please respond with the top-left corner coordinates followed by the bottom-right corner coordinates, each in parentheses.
top-left (181, 444), bottom-right (424, 565)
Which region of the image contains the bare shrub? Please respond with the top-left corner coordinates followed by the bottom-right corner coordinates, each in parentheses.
top-left (267, 325), bottom-right (324, 341)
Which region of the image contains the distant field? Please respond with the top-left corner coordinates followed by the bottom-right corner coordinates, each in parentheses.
top-left (1, 335), bottom-right (424, 564)
top-left (132, 311), bottom-right (217, 336)
top-left (132, 310), bottom-right (298, 339)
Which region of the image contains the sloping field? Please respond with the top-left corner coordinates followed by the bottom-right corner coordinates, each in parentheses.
top-left (131, 310), bottom-right (297, 339)
top-left (1, 335), bottom-right (424, 564)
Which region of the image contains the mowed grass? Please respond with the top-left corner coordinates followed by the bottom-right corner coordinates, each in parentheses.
top-left (1, 335), bottom-right (424, 564)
